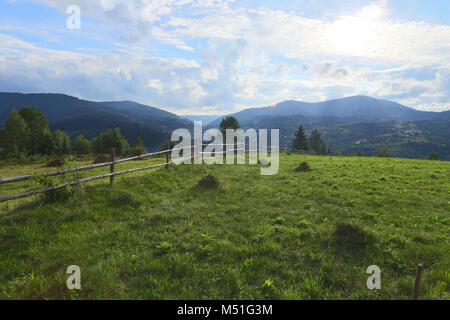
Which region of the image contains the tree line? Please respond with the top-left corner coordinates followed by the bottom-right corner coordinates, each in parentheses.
top-left (291, 125), bottom-right (332, 155)
top-left (0, 107), bottom-right (146, 159)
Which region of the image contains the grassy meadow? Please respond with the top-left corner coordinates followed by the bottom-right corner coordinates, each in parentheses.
top-left (0, 153), bottom-right (449, 299)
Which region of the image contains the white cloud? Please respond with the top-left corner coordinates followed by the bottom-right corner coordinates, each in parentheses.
top-left (3, 0), bottom-right (450, 113)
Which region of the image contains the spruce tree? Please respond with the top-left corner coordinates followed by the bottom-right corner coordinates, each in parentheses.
top-left (291, 125), bottom-right (309, 151)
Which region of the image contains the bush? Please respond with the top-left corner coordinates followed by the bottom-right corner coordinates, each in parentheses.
top-left (427, 152), bottom-right (440, 161)
top-left (35, 155), bottom-right (77, 203)
top-left (376, 148), bottom-right (390, 157)
top-left (157, 140), bottom-right (177, 152)
top-left (129, 136), bottom-right (147, 157)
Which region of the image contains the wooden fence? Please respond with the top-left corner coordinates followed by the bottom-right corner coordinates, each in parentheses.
top-left (0, 143), bottom-right (263, 203)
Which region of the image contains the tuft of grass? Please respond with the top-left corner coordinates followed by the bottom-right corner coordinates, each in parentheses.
top-left (332, 222), bottom-right (375, 250)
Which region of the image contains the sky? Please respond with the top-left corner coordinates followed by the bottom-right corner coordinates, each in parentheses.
top-left (0, 0), bottom-right (449, 115)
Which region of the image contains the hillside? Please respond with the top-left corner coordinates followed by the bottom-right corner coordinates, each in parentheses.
top-left (207, 96), bottom-right (449, 160)
top-left (0, 154), bottom-right (448, 299)
top-left (209, 96), bottom-right (446, 127)
top-left (242, 115), bottom-right (450, 160)
top-left (0, 92), bottom-right (192, 150)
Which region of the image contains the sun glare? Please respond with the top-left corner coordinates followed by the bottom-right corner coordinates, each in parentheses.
top-left (328, 2), bottom-right (385, 56)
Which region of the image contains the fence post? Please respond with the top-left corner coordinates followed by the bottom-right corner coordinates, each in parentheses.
top-left (413, 264), bottom-right (424, 300)
top-left (110, 148), bottom-right (115, 185)
top-left (165, 141), bottom-right (170, 169)
top-left (76, 165), bottom-right (83, 207)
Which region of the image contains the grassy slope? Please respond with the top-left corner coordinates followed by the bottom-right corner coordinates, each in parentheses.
top-left (0, 154), bottom-right (449, 299)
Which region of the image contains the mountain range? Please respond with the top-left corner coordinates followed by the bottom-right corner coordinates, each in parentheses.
top-left (209, 95), bottom-right (449, 126)
top-left (0, 92), bottom-right (192, 151)
top-left (0, 92), bottom-right (448, 159)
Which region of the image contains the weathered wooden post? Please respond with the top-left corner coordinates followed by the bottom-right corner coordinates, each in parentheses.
top-left (110, 148), bottom-right (115, 185)
top-left (165, 141), bottom-right (170, 169)
top-left (413, 264), bottom-right (424, 300)
top-left (76, 165), bottom-right (83, 207)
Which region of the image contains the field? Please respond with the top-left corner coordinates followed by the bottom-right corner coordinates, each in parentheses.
top-left (0, 154), bottom-right (449, 299)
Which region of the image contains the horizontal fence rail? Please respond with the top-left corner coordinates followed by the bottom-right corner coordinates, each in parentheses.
top-left (0, 143), bottom-right (273, 203)
top-left (0, 154), bottom-right (196, 203)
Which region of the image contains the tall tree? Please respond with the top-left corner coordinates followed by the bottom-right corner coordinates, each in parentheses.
top-left (91, 128), bottom-right (130, 155)
top-left (309, 129), bottom-right (323, 154)
top-left (291, 125), bottom-right (309, 151)
top-left (52, 129), bottom-right (72, 155)
top-left (130, 136), bottom-right (147, 156)
top-left (18, 107), bottom-right (52, 155)
top-left (319, 141), bottom-right (327, 155)
top-left (4, 109), bottom-right (30, 155)
top-left (74, 134), bottom-right (91, 155)
top-left (220, 117), bottom-right (241, 136)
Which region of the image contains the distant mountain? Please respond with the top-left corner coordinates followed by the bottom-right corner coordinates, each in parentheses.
top-left (207, 95), bottom-right (449, 160)
top-left (182, 115), bottom-right (221, 125)
top-left (209, 96), bottom-right (447, 127)
top-left (98, 101), bottom-right (192, 132)
top-left (0, 92), bottom-right (193, 151)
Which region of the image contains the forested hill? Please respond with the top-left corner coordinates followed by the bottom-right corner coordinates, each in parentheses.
top-left (0, 92), bottom-right (193, 151)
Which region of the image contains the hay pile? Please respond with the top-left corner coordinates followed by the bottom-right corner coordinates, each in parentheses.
top-left (93, 154), bottom-right (111, 164)
top-left (295, 162), bottom-right (311, 172)
top-left (197, 174), bottom-right (221, 189)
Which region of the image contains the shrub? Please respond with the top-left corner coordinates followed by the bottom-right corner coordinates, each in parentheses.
top-left (376, 148), bottom-right (390, 157)
top-left (427, 152), bottom-right (440, 161)
top-left (35, 155), bottom-right (77, 203)
top-left (157, 140), bottom-right (177, 152)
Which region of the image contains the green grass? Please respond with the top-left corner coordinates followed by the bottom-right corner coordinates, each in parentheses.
top-left (0, 154), bottom-right (449, 299)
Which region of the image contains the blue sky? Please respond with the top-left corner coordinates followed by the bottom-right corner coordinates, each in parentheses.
top-left (0, 0), bottom-right (449, 115)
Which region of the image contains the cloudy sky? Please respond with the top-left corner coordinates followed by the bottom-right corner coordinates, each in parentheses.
top-left (0, 0), bottom-right (449, 115)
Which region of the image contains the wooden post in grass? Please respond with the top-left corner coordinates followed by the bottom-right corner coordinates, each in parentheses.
top-left (165, 141), bottom-right (170, 169)
top-left (76, 165), bottom-right (83, 207)
top-left (413, 264), bottom-right (424, 300)
top-left (110, 148), bottom-right (115, 185)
